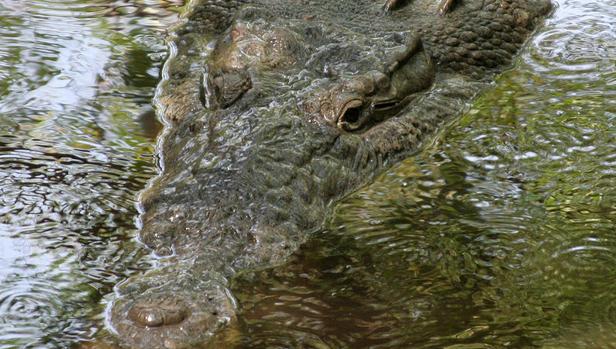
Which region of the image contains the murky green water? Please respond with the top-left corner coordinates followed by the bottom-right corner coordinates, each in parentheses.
top-left (0, 0), bottom-right (614, 348)
top-left (232, 0), bottom-right (616, 348)
top-left (0, 1), bottom-right (183, 347)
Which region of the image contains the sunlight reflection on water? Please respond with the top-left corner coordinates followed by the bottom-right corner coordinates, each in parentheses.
top-left (231, 0), bottom-right (616, 347)
top-left (0, 0), bottom-right (183, 347)
top-left (0, 0), bottom-right (614, 347)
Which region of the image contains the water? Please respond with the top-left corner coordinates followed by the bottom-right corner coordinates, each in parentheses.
top-left (0, 0), bottom-right (183, 347)
top-left (0, 0), bottom-right (614, 348)
top-left (231, 0), bottom-right (616, 348)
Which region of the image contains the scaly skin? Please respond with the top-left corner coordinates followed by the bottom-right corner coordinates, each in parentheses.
top-left (103, 0), bottom-right (552, 348)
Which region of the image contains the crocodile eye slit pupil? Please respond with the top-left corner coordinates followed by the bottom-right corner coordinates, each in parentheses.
top-left (342, 107), bottom-right (361, 124)
top-left (373, 100), bottom-right (399, 111)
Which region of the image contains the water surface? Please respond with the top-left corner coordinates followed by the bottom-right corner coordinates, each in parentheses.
top-left (1, 0), bottom-right (614, 348)
top-left (231, 0), bottom-right (616, 347)
top-left (0, 1), bottom-right (183, 347)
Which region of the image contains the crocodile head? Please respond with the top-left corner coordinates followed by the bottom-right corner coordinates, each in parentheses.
top-left (104, 1), bottom-right (552, 348)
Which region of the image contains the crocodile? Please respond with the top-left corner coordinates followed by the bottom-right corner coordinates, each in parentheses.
top-left (102, 0), bottom-right (553, 348)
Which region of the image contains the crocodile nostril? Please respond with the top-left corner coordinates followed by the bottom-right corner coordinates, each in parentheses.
top-left (127, 299), bottom-right (190, 328)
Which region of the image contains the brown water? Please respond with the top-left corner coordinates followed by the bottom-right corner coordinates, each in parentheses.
top-left (0, 0), bottom-right (614, 348)
top-left (0, 1), bottom-right (183, 347)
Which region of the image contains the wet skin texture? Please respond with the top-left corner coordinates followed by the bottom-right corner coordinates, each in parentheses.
top-left (104, 0), bottom-right (552, 348)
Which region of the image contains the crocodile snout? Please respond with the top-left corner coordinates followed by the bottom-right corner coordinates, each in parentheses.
top-left (109, 268), bottom-right (237, 349)
top-left (127, 297), bottom-right (190, 327)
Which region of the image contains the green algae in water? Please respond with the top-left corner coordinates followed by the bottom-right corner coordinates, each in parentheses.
top-left (231, 0), bottom-right (616, 347)
top-left (1, 0), bottom-right (614, 347)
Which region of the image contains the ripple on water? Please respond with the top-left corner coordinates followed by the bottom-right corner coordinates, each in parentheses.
top-left (525, 0), bottom-right (616, 84)
top-left (0, 0), bottom-right (182, 347)
top-left (229, 0), bottom-right (616, 347)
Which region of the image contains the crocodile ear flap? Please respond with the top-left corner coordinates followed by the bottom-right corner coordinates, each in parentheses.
top-left (201, 69), bottom-right (253, 110)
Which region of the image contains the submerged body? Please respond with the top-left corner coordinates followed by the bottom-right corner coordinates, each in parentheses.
top-left (105, 0), bottom-right (552, 347)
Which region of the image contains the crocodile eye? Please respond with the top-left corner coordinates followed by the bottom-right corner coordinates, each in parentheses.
top-left (337, 100), bottom-right (366, 131)
top-left (342, 106), bottom-right (361, 124)
top-left (336, 97), bottom-right (406, 132)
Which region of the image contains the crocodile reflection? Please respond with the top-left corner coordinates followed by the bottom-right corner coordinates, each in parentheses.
top-left (105, 0), bottom-right (553, 348)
